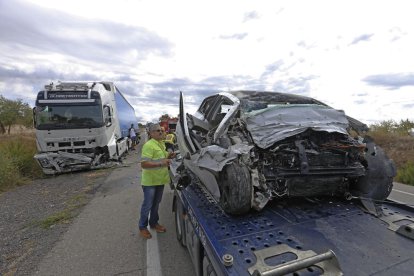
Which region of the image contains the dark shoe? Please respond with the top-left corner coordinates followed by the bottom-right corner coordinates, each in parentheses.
top-left (139, 228), bottom-right (152, 239)
top-left (150, 224), bottom-right (166, 233)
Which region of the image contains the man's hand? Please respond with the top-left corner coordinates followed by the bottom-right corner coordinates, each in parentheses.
top-left (167, 151), bottom-right (176, 159)
top-left (161, 158), bottom-right (172, 167)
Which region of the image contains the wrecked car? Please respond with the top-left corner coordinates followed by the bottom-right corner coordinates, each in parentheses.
top-left (172, 91), bottom-right (396, 215)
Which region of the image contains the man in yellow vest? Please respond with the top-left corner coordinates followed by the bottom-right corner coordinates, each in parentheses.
top-left (139, 124), bottom-right (175, 239)
top-left (164, 130), bottom-right (176, 153)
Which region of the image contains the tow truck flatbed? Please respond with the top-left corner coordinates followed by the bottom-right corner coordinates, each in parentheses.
top-left (173, 179), bottom-right (414, 275)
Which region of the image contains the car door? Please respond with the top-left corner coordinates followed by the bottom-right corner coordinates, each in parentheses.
top-left (175, 91), bottom-right (196, 156)
top-left (173, 92), bottom-right (222, 198)
top-left (205, 92), bottom-right (240, 143)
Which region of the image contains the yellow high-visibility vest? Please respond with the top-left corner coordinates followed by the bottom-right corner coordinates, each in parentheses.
top-left (165, 133), bottom-right (176, 144)
top-left (141, 139), bottom-right (169, 186)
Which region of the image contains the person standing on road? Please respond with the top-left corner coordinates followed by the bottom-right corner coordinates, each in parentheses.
top-left (139, 123), bottom-right (175, 239)
top-left (164, 130), bottom-right (176, 153)
top-left (129, 124), bottom-right (137, 150)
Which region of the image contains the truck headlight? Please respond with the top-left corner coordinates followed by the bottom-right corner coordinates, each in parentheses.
top-left (38, 158), bottom-right (50, 167)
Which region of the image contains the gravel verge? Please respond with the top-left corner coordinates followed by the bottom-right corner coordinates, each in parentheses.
top-left (0, 167), bottom-right (113, 276)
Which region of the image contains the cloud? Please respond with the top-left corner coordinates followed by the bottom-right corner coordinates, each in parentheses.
top-left (354, 99), bottom-right (367, 105)
top-left (362, 73), bottom-right (414, 89)
top-left (271, 75), bottom-right (316, 95)
top-left (0, 0), bottom-right (173, 67)
top-left (243, 11), bottom-right (260, 22)
top-left (0, 66), bottom-right (99, 83)
top-left (402, 103), bottom-right (414, 109)
top-left (353, 92), bottom-right (368, 97)
top-left (260, 60), bottom-right (284, 79)
top-left (297, 40), bottom-right (314, 50)
top-left (219, 33), bottom-right (248, 40)
top-left (116, 75), bottom-right (266, 122)
top-left (350, 33), bottom-right (374, 45)
top-left (389, 27), bottom-right (407, 42)
top-left (116, 73), bottom-right (269, 119)
top-left (130, 75), bottom-right (265, 106)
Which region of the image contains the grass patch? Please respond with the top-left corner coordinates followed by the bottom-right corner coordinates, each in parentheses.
top-left (66, 193), bottom-right (88, 208)
top-left (368, 130), bottom-right (414, 185)
top-left (37, 192), bottom-right (89, 229)
top-left (0, 134), bottom-right (43, 193)
top-left (396, 162), bottom-right (414, 186)
top-left (39, 209), bottom-right (74, 229)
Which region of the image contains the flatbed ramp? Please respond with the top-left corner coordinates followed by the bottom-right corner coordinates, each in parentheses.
top-left (176, 182), bottom-right (414, 275)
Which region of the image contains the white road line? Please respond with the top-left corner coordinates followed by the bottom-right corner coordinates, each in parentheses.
top-left (393, 189), bottom-right (414, 196)
top-left (147, 230), bottom-right (163, 276)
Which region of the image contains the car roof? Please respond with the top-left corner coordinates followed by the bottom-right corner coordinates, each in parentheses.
top-left (227, 90), bottom-right (326, 105)
top-left (224, 90), bottom-right (369, 133)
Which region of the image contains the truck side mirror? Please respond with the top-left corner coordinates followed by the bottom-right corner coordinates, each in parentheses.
top-left (103, 105), bottom-right (112, 127)
top-left (32, 107), bottom-right (37, 128)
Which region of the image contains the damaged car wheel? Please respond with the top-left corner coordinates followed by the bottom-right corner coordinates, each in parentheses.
top-left (219, 162), bottom-right (252, 215)
top-left (354, 140), bottom-right (396, 200)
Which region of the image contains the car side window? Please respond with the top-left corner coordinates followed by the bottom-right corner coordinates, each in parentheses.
top-left (198, 95), bottom-right (216, 116)
top-left (208, 97), bottom-right (235, 126)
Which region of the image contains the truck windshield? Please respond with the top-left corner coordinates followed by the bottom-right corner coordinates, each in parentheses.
top-left (35, 104), bottom-right (104, 130)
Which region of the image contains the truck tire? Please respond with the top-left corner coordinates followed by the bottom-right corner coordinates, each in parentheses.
top-left (354, 141), bottom-right (396, 200)
top-left (203, 254), bottom-right (217, 276)
top-left (126, 139), bottom-right (130, 152)
top-left (219, 162), bottom-right (252, 215)
top-left (174, 198), bottom-right (186, 247)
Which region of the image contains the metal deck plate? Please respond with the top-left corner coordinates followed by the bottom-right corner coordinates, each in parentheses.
top-left (182, 182), bottom-right (414, 275)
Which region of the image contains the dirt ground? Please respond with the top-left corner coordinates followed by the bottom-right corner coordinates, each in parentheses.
top-left (0, 167), bottom-right (113, 276)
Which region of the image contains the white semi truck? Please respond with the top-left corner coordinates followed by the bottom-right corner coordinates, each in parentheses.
top-left (33, 81), bottom-right (137, 175)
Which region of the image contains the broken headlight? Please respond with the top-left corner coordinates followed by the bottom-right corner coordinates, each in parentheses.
top-left (37, 158), bottom-right (51, 168)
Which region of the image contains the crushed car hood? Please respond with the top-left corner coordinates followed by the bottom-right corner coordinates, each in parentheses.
top-left (243, 104), bottom-right (350, 149)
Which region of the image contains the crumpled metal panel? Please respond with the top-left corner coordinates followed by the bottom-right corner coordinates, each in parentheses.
top-left (193, 144), bottom-right (253, 172)
top-left (243, 104), bottom-right (350, 149)
top-left (34, 151), bottom-right (114, 175)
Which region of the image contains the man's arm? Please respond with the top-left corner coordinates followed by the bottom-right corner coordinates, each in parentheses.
top-left (141, 159), bottom-right (171, 169)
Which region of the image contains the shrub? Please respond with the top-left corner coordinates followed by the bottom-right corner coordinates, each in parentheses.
top-left (0, 154), bottom-right (22, 191)
top-left (396, 162), bottom-right (414, 186)
top-left (0, 135), bottom-right (43, 192)
top-left (368, 120), bottom-right (414, 186)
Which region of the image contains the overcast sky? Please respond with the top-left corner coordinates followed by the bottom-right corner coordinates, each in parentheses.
top-left (1, 0), bottom-right (413, 125)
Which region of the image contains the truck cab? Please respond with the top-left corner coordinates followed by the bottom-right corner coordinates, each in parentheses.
top-left (33, 81), bottom-right (136, 174)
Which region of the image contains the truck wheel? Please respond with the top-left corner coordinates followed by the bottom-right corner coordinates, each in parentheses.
top-left (354, 141), bottom-right (396, 200)
top-left (126, 139), bottom-right (130, 152)
top-left (116, 144), bottom-right (119, 158)
top-left (219, 162), bottom-right (252, 215)
top-left (174, 198), bottom-right (186, 247)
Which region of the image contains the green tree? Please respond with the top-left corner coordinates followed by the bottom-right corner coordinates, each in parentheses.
top-left (159, 113), bottom-right (171, 122)
top-left (370, 120), bottom-right (396, 133)
top-left (0, 95), bottom-right (33, 134)
top-left (396, 119), bottom-right (414, 135)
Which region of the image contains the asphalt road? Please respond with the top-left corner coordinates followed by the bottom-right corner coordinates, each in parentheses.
top-left (389, 181), bottom-right (414, 206)
top-left (32, 138), bottom-right (414, 276)
top-left (34, 142), bottom-right (195, 276)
